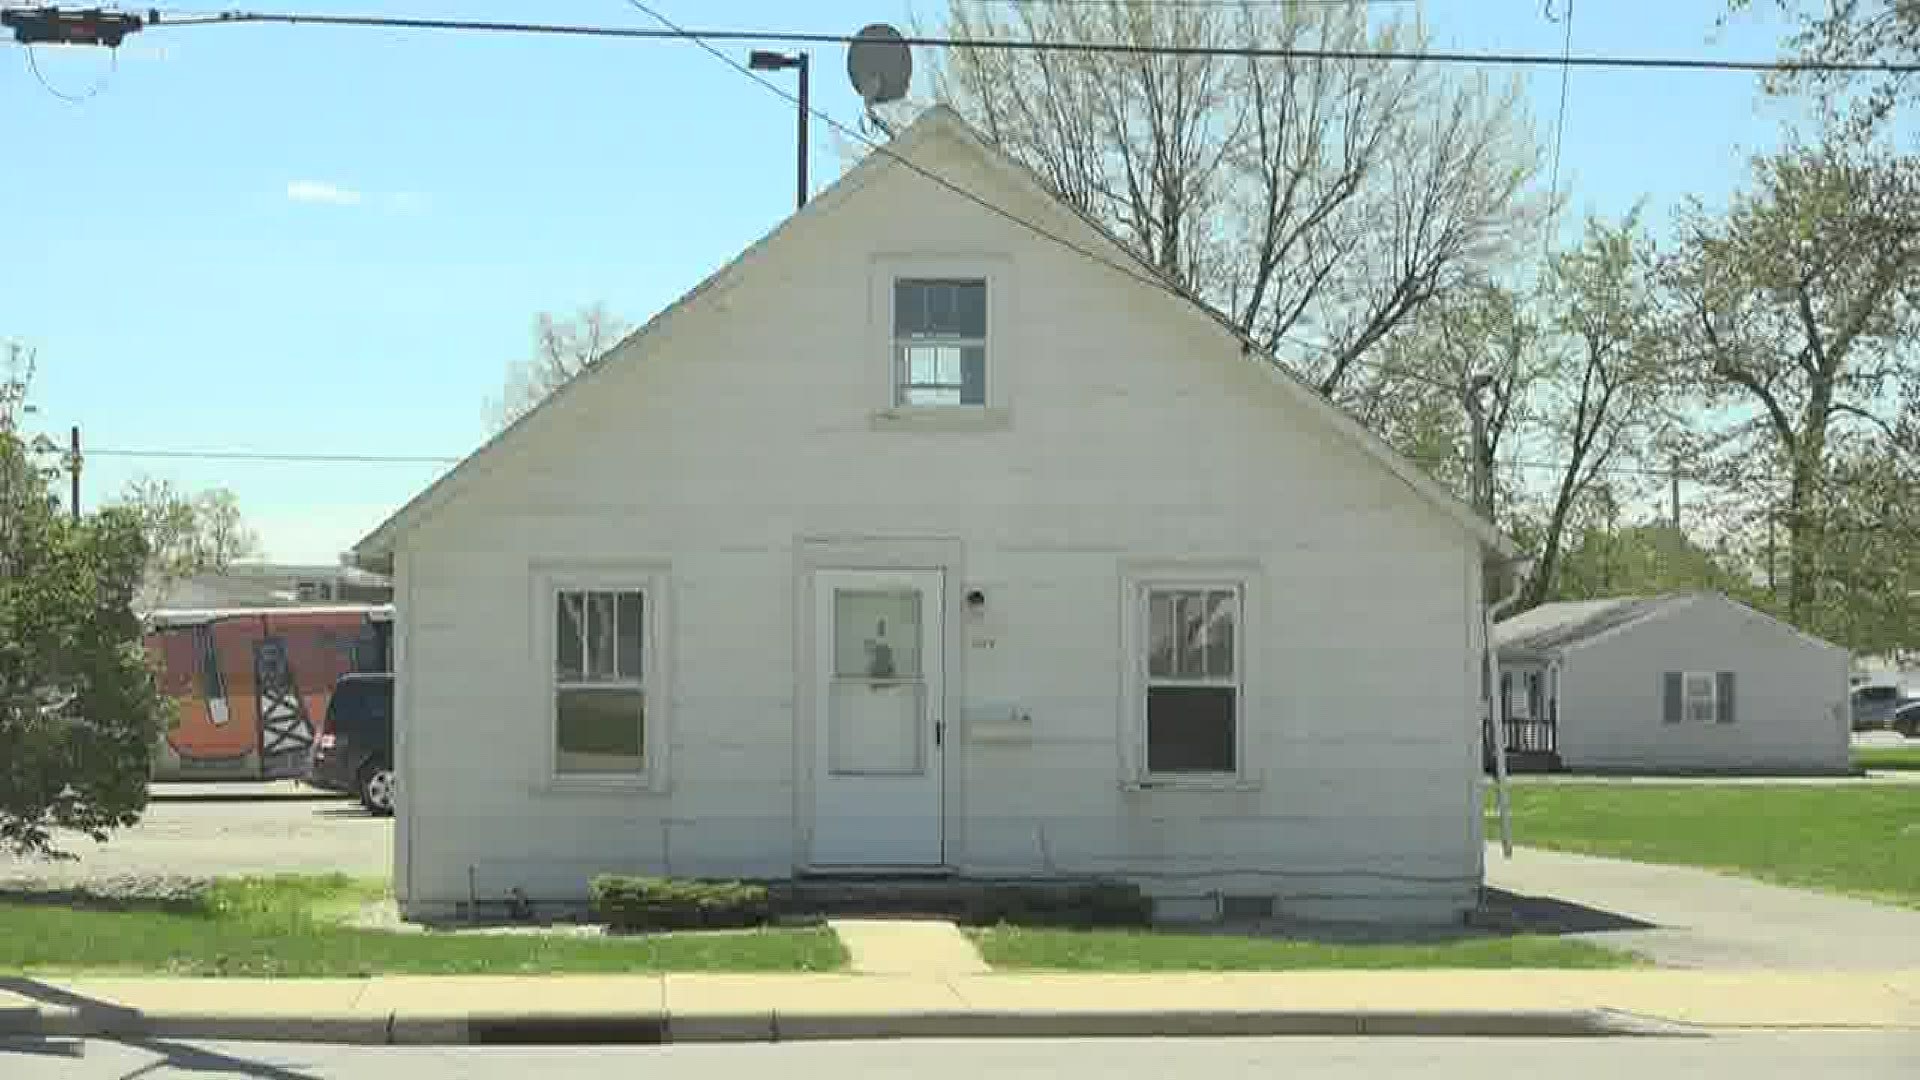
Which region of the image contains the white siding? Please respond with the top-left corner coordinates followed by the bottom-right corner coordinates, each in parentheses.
top-left (390, 126), bottom-right (1485, 923)
top-left (1556, 596), bottom-right (1850, 773)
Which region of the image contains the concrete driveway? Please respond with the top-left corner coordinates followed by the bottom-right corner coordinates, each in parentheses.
top-left (1485, 843), bottom-right (1920, 970)
top-left (0, 787), bottom-right (391, 892)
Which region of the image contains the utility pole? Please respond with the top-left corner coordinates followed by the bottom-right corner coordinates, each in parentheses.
top-left (1669, 459), bottom-right (1681, 531)
top-left (1459, 373), bottom-right (1495, 522)
top-left (1766, 511), bottom-right (1777, 599)
top-left (68, 424), bottom-right (80, 522)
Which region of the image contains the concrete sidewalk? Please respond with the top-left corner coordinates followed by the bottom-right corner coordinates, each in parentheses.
top-left (2, 969), bottom-right (1917, 1045)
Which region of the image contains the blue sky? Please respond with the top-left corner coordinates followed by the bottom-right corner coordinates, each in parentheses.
top-left (2, 0), bottom-right (1804, 563)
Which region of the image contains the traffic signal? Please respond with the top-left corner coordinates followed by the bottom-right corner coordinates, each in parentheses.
top-left (1, 6), bottom-right (145, 48)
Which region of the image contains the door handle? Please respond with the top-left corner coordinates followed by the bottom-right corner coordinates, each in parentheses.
top-left (934, 720), bottom-right (944, 747)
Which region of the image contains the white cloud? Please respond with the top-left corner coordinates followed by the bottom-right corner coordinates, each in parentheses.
top-left (286, 180), bottom-right (364, 206)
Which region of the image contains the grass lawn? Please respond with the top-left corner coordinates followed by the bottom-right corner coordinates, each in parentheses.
top-left (0, 875), bottom-right (845, 977)
top-left (1489, 784), bottom-right (1920, 908)
top-left (1855, 745), bottom-right (1920, 771)
top-left (969, 926), bottom-right (1640, 971)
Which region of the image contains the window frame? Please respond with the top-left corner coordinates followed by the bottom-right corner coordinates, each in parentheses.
top-left (868, 254), bottom-right (1015, 429)
top-left (534, 565), bottom-right (670, 792)
top-left (891, 277), bottom-right (988, 408)
top-left (1121, 567), bottom-right (1256, 789)
top-left (1682, 669), bottom-right (1718, 726)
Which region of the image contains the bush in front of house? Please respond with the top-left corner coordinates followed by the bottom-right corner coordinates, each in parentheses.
top-left (588, 875), bottom-right (771, 932)
top-left (963, 881), bottom-right (1152, 928)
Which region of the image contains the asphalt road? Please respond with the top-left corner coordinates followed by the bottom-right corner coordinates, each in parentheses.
top-left (0, 791), bottom-right (392, 891)
top-left (1, 1034), bottom-right (1916, 1079)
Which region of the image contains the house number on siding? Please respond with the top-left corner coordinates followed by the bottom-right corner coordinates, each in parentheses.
top-left (970, 636), bottom-right (997, 649)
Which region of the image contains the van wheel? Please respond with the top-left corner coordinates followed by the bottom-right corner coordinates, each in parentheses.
top-left (358, 760), bottom-right (395, 816)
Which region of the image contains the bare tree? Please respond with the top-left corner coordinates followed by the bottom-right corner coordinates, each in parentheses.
top-left (116, 476), bottom-right (261, 601)
top-left (935, 0), bottom-right (1548, 400)
top-left (1661, 133), bottom-right (1920, 624)
top-left (492, 304), bottom-right (630, 429)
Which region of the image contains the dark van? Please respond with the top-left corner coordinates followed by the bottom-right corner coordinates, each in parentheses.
top-left (308, 673), bottom-right (394, 814)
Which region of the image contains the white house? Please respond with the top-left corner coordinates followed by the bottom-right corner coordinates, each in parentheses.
top-left (1493, 592), bottom-right (1850, 774)
top-left (352, 107), bottom-right (1516, 925)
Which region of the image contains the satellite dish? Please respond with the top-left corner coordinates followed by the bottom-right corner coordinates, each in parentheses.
top-left (847, 23), bottom-right (911, 107)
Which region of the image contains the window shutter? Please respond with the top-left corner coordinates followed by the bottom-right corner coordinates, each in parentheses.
top-left (1716, 671), bottom-right (1736, 724)
top-left (1500, 672), bottom-right (1512, 719)
top-left (1662, 672), bottom-right (1682, 724)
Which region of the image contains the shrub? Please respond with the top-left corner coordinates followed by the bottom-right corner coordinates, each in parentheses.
top-left (588, 875), bottom-right (770, 932)
top-left (963, 881), bottom-right (1152, 927)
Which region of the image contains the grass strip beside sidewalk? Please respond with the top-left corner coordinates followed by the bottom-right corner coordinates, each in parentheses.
top-left (0, 875), bottom-right (844, 977)
top-left (969, 927), bottom-right (1641, 971)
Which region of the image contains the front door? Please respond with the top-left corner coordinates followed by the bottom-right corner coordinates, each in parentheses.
top-left (810, 569), bottom-right (945, 868)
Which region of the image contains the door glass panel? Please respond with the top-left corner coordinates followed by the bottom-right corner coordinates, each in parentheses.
top-left (833, 589), bottom-right (922, 679)
top-left (828, 680), bottom-right (925, 775)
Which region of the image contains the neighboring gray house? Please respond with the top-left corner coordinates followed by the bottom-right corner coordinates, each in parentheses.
top-left (1494, 592), bottom-right (1850, 774)
top-left (353, 107), bottom-right (1516, 925)
top-left (139, 562), bottom-right (394, 613)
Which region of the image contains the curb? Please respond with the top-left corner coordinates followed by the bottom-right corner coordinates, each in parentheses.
top-left (0, 1006), bottom-right (1661, 1044)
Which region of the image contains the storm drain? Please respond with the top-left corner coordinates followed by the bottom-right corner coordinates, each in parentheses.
top-left (468, 1015), bottom-right (666, 1045)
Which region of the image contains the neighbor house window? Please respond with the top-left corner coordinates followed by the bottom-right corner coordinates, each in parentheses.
top-left (553, 588), bottom-right (646, 775)
top-left (1143, 586), bottom-right (1240, 775)
top-left (894, 278), bottom-right (986, 406)
top-left (1664, 670), bottom-right (1736, 725)
top-left (1683, 671), bottom-right (1717, 725)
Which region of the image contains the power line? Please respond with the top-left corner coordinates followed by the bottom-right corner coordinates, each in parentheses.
top-left (74, 440), bottom-right (1750, 482)
top-left (616, 2), bottom-right (1242, 354)
top-left (87, 448), bottom-right (460, 464)
top-left (135, 8), bottom-right (1920, 74)
top-left (995, 0), bottom-right (1417, 6)
top-left (1543, 0), bottom-right (1574, 254)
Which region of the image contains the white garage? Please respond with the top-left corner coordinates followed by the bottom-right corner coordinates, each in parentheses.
top-left (1494, 592), bottom-right (1851, 774)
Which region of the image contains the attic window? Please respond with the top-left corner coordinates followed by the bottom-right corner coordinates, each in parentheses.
top-left (894, 278), bottom-right (986, 406)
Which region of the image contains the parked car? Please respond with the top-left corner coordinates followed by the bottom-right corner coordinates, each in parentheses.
top-left (1894, 699), bottom-right (1920, 739)
top-left (1850, 682), bottom-right (1909, 731)
top-left (308, 673), bottom-right (394, 814)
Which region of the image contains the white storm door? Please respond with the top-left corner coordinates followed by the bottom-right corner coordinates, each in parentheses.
top-left (810, 569), bottom-right (945, 867)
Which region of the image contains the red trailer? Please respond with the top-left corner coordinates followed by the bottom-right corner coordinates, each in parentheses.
top-left (144, 605), bottom-right (393, 781)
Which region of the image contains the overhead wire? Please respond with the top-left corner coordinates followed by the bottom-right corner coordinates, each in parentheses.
top-left (1543, 0), bottom-right (1575, 255)
top-left (48, 2), bottom-right (1812, 493)
top-left (21, 41), bottom-right (118, 102)
top-left (135, 8), bottom-right (1920, 74)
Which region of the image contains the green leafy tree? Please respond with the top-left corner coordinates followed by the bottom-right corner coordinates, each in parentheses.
top-left (1735, 0), bottom-right (1920, 126)
top-left (2, 352), bottom-right (166, 858)
top-left (1544, 522), bottom-right (1757, 603)
top-left (1521, 212), bottom-right (1677, 608)
top-left (1660, 133), bottom-right (1920, 627)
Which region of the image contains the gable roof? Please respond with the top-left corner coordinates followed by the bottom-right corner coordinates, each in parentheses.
top-left (1494, 595), bottom-right (1691, 658)
top-left (353, 106), bottom-right (1513, 569)
top-left (1494, 591), bottom-right (1848, 659)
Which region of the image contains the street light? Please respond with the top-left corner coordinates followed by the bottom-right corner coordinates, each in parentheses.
top-left (748, 49), bottom-right (809, 212)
